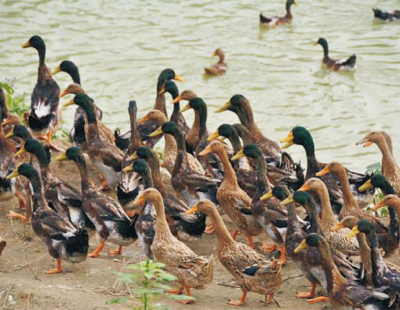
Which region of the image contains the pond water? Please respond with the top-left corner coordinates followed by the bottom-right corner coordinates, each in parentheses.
top-left (1, 0), bottom-right (400, 172)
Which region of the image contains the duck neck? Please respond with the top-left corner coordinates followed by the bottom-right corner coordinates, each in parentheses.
top-left (74, 157), bottom-right (91, 193)
top-left (148, 153), bottom-right (164, 195)
top-left (154, 94), bottom-right (167, 117)
top-left (286, 1), bottom-right (293, 18)
top-left (36, 44), bottom-right (46, 66)
top-left (319, 241), bottom-right (346, 294)
top-left (387, 204), bottom-right (400, 244)
top-left (365, 230), bottom-right (386, 276)
top-left (128, 107), bottom-right (143, 154)
top-left (228, 131), bottom-right (242, 154)
top-left (254, 155), bottom-right (270, 197)
top-left (377, 139), bottom-right (400, 176)
top-left (30, 177), bottom-right (49, 211)
top-left (208, 207), bottom-right (235, 246)
top-left (218, 53), bottom-right (225, 64)
top-left (314, 186), bottom-right (337, 227)
top-left (303, 200), bottom-right (320, 234)
top-left (337, 169), bottom-right (358, 210)
top-left (171, 130), bottom-right (187, 177)
top-left (141, 170), bottom-right (154, 189)
top-left (302, 136), bottom-right (318, 179)
top-left (237, 105), bottom-right (255, 130)
top-left (286, 202), bottom-right (301, 237)
top-left (154, 198), bottom-right (171, 234)
top-left (218, 148), bottom-right (238, 187)
top-left (198, 106), bottom-right (208, 137)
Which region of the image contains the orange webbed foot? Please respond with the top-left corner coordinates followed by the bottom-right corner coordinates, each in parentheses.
top-left (307, 296), bottom-right (329, 304)
top-left (108, 246), bottom-right (123, 255)
top-left (7, 211), bottom-right (29, 223)
top-left (260, 243), bottom-right (277, 253)
top-left (204, 224), bottom-right (215, 235)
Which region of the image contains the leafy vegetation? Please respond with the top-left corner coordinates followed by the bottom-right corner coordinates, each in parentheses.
top-left (0, 79), bottom-right (29, 117)
top-left (107, 259), bottom-right (193, 310)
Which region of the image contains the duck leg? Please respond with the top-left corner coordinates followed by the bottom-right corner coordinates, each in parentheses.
top-left (245, 235), bottom-right (255, 248)
top-left (260, 243), bottom-right (277, 253)
top-left (45, 258), bottom-right (63, 274)
top-left (167, 286), bottom-right (184, 295)
top-left (88, 242), bottom-right (105, 258)
top-left (6, 210), bottom-right (29, 223)
top-left (228, 291), bottom-right (247, 306)
top-left (38, 132), bottom-right (63, 152)
top-left (108, 245), bottom-right (123, 255)
top-left (204, 224), bottom-right (215, 235)
top-left (279, 245), bottom-right (287, 265)
top-left (231, 230), bottom-right (239, 240)
top-left (177, 286), bottom-right (195, 304)
top-left (307, 296), bottom-right (329, 304)
top-left (15, 191), bottom-right (26, 209)
top-left (297, 283), bottom-right (317, 298)
top-left (265, 293), bottom-right (275, 304)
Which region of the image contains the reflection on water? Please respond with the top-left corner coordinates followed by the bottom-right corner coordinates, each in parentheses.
top-left (1, 0), bottom-right (400, 171)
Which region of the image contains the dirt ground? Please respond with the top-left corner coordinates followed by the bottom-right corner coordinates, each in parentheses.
top-left (1, 146), bottom-right (398, 310)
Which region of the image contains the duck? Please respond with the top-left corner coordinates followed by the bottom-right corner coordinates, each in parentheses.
top-left (180, 97), bottom-right (223, 177)
top-left (56, 146), bottom-right (138, 257)
top-left (22, 35), bottom-right (61, 151)
top-left (53, 60), bottom-right (103, 150)
top-left (137, 109), bottom-right (205, 175)
top-left (281, 126), bottom-right (375, 209)
top-left (199, 140), bottom-right (262, 248)
top-left (6, 163), bottom-right (89, 274)
top-left (298, 178), bottom-right (360, 256)
top-left (278, 191), bottom-right (360, 303)
top-left (204, 48), bottom-right (227, 76)
top-left (14, 138), bottom-right (84, 223)
top-left (208, 123), bottom-right (257, 196)
top-left (260, 0), bottom-right (298, 27)
top-left (134, 189), bottom-right (214, 304)
top-left (317, 161), bottom-right (394, 256)
top-left (158, 80), bottom-right (190, 135)
top-left (216, 94), bottom-right (286, 166)
top-left (295, 233), bottom-right (390, 309)
top-left (186, 199), bottom-right (282, 306)
top-left (314, 38), bottom-right (356, 71)
top-left (127, 146), bottom-right (207, 242)
top-left (373, 8), bottom-right (400, 21)
top-left (149, 122), bottom-right (219, 207)
top-left (64, 94), bottom-right (123, 189)
top-left (233, 144), bottom-right (289, 264)
top-left (357, 131), bottom-right (400, 194)
top-left (348, 219), bottom-right (400, 307)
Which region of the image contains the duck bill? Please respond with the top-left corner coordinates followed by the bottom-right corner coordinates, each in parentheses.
top-left (180, 103), bottom-right (191, 113)
top-left (5, 130), bottom-right (14, 139)
top-left (172, 94), bottom-right (183, 104)
top-left (346, 226), bottom-right (360, 239)
top-left (186, 204), bottom-right (199, 215)
top-left (313, 42), bottom-right (319, 46)
top-left (52, 65), bottom-right (62, 76)
top-left (149, 126), bottom-right (164, 138)
top-left (281, 131), bottom-right (294, 149)
top-left (298, 183), bottom-right (310, 192)
top-left (331, 222), bottom-right (345, 232)
top-left (63, 99), bottom-right (75, 107)
top-left (126, 153), bottom-right (138, 161)
top-left (294, 239), bottom-right (308, 253)
top-left (260, 190), bottom-right (273, 201)
top-left (14, 145), bottom-right (26, 157)
top-left (174, 73), bottom-right (185, 82)
top-left (294, 0), bottom-right (298, 5)
top-left (137, 115), bottom-right (149, 125)
top-left (207, 130), bottom-right (220, 142)
top-left (358, 179), bottom-right (373, 192)
top-left (280, 195), bottom-right (294, 205)
top-left (232, 149), bottom-right (245, 161)
top-left (316, 166), bottom-right (330, 177)
top-left (212, 51), bottom-right (217, 57)
top-left (215, 101), bottom-right (231, 113)
top-left (356, 137), bottom-right (373, 147)
top-left (22, 41), bottom-right (31, 48)
top-left (6, 169), bottom-right (20, 180)
top-left (55, 152), bottom-right (68, 162)
top-left (123, 165), bottom-right (134, 173)
top-left (199, 145), bottom-right (212, 157)
top-left (59, 89), bottom-right (69, 98)
top-left (370, 199), bottom-right (387, 212)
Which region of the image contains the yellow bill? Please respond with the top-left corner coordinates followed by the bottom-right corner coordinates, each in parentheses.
top-left (280, 195), bottom-right (294, 205)
top-left (14, 145), bottom-right (26, 158)
top-left (149, 126), bottom-right (164, 138)
top-left (207, 130), bottom-right (220, 142)
top-left (174, 73), bottom-right (185, 82)
top-left (186, 204), bottom-right (199, 215)
top-left (126, 152), bottom-right (138, 161)
top-left (180, 103), bottom-right (191, 113)
top-left (55, 152), bottom-right (68, 161)
top-left (6, 168), bottom-right (20, 180)
top-left (294, 239), bottom-right (308, 253)
top-left (232, 149), bottom-right (245, 161)
top-left (281, 131), bottom-right (294, 149)
top-left (331, 222), bottom-right (345, 232)
top-left (346, 226), bottom-right (360, 239)
top-left (358, 179), bottom-right (373, 192)
top-left (316, 166), bottom-right (330, 177)
top-left (215, 101), bottom-right (231, 113)
top-left (260, 190), bottom-right (273, 201)
top-left (63, 99), bottom-right (75, 107)
top-left (52, 65), bottom-right (62, 76)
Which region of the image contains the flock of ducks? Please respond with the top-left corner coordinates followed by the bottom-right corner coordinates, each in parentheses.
top-left (1, 2), bottom-right (400, 309)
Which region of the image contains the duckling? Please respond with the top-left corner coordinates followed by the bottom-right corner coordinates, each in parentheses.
top-left (135, 189), bottom-right (214, 304)
top-left (7, 163), bottom-right (89, 274)
top-left (22, 35), bottom-right (61, 151)
top-left (260, 0), bottom-right (298, 27)
top-left (204, 48), bottom-right (227, 76)
top-left (56, 147), bottom-right (138, 257)
top-left (373, 8), bottom-right (400, 21)
top-left (314, 38), bottom-right (356, 71)
top-left (187, 200), bottom-right (282, 306)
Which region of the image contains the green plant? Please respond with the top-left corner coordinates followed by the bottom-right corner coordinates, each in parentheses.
top-left (0, 79), bottom-right (29, 118)
top-left (365, 162), bottom-right (381, 175)
top-left (107, 259), bottom-right (193, 310)
top-left (365, 162), bottom-right (388, 217)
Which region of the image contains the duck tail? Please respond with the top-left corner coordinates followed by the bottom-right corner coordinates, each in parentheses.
top-left (260, 13), bottom-right (272, 24)
top-left (65, 229), bottom-right (89, 257)
top-left (343, 55), bottom-right (356, 68)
